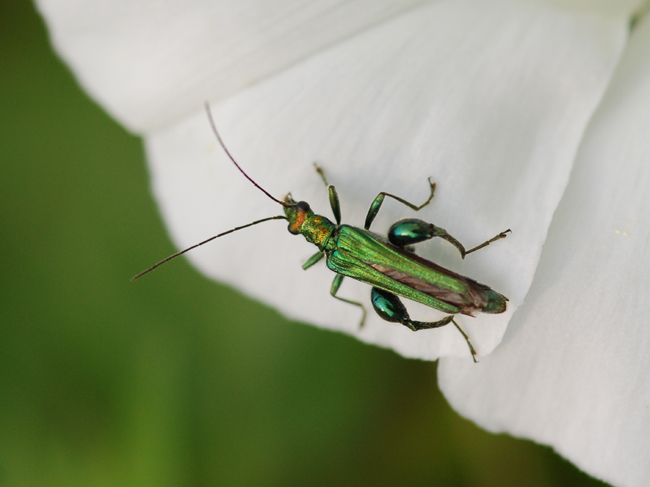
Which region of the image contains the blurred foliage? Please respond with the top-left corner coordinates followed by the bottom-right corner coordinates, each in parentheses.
top-left (0, 2), bottom-right (611, 486)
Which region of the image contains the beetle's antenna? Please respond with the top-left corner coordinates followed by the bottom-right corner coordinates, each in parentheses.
top-left (205, 103), bottom-right (292, 208)
top-left (131, 215), bottom-right (287, 281)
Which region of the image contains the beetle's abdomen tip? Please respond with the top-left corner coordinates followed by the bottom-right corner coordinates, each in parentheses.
top-left (482, 289), bottom-right (508, 314)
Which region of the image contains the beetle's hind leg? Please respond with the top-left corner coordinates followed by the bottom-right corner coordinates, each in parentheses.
top-left (370, 287), bottom-right (477, 362)
top-left (448, 318), bottom-right (478, 361)
top-left (387, 219), bottom-right (510, 259)
top-left (464, 229), bottom-right (511, 256)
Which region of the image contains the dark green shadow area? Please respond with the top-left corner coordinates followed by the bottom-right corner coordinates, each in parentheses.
top-left (0, 2), bottom-right (611, 486)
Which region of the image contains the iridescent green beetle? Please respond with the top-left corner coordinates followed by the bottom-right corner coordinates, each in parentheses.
top-left (133, 104), bottom-right (511, 361)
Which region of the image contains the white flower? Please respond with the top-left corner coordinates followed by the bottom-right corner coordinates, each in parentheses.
top-left (36, 0), bottom-right (650, 485)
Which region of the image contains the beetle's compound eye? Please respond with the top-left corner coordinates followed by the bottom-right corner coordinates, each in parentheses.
top-left (295, 201), bottom-right (310, 213)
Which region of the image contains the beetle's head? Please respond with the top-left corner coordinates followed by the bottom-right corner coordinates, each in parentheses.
top-left (283, 194), bottom-right (312, 235)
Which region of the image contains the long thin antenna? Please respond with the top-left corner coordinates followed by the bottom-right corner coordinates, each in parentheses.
top-left (131, 215), bottom-right (287, 281)
top-left (205, 102), bottom-right (291, 207)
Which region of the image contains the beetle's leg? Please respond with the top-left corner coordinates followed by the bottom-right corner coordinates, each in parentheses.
top-left (302, 251), bottom-right (325, 270)
top-left (313, 164), bottom-right (341, 225)
top-left (464, 229), bottom-right (511, 256)
top-left (431, 227), bottom-right (511, 259)
top-left (388, 220), bottom-right (510, 259)
top-left (331, 274), bottom-right (367, 328)
top-left (364, 178), bottom-right (436, 230)
top-left (314, 163), bottom-right (329, 186)
top-left (371, 287), bottom-right (477, 362)
top-left (327, 185), bottom-right (341, 225)
top-left (388, 219), bottom-right (436, 248)
top-left (410, 317), bottom-right (477, 362)
top-left (450, 318), bottom-right (477, 361)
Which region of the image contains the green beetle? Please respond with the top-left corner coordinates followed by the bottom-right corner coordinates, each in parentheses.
top-left (134, 104), bottom-right (510, 361)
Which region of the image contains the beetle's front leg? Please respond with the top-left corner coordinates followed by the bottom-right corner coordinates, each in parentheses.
top-left (370, 287), bottom-right (477, 362)
top-left (313, 164), bottom-right (341, 225)
top-left (302, 251), bottom-right (325, 270)
top-left (330, 274), bottom-right (367, 328)
top-left (364, 178), bottom-right (436, 230)
top-left (388, 219), bottom-right (510, 259)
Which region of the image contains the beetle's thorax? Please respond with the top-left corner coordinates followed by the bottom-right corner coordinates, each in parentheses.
top-left (283, 195), bottom-right (335, 249)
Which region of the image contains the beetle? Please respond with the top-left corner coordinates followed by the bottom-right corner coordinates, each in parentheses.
top-left (133, 104), bottom-right (511, 361)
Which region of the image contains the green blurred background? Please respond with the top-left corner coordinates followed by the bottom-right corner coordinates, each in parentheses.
top-left (0, 2), bottom-right (610, 486)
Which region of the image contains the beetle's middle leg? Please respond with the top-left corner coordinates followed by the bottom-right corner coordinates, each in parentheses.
top-left (364, 178), bottom-right (436, 230)
top-left (330, 274), bottom-right (367, 328)
top-left (371, 287), bottom-right (477, 362)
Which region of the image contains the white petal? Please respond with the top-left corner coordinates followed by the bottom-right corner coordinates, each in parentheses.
top-left (544, 0), bottom-right (642, 15)
top-left (144, 1), bottom-right (628, 360)
top-left (35, 0), bottom-right (428, 132)
top-left (439, 17), bottom-right (650, 487)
